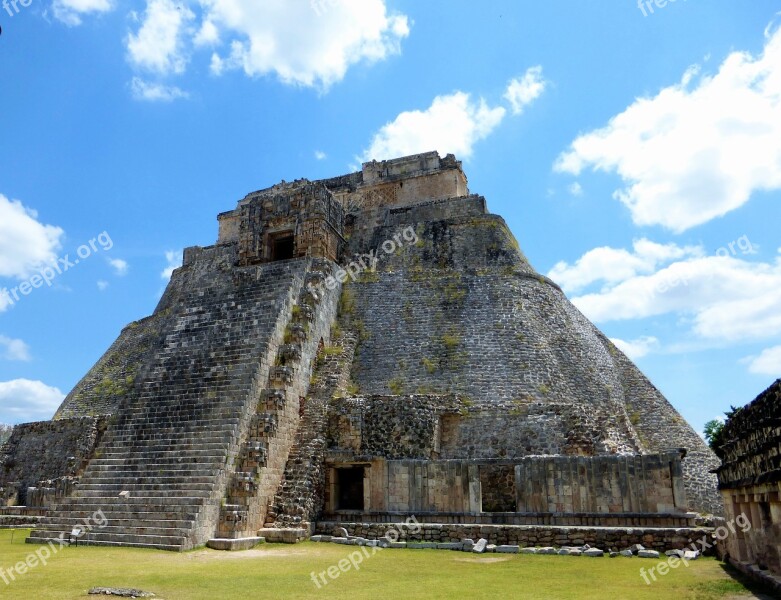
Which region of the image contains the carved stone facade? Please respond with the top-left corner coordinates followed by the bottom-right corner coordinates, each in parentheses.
top-left (716, 379), bottom-right (781, 588)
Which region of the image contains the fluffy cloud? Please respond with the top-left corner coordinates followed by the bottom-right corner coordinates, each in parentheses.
top-left (745, 345), bottom-right (781, 376)
top-left (548, 238), bottom-right (702, 293)
top-left (130, 77), bottom-right (189, 102)
top-left (108, 258), bottom-right (129, 276)
top-left (161, 250), bottom-right (182, 280)
top-left (127, 0), bottom-right (195, 75)
top-left (204, 0), bottom-right (409, 89)
top-left (568, 182), bottom-right (583, 197)
top-left (360, 92), bottom-right (506, 162)
top-left (0, 379), bottom-right (64, 424)
top-left (0, 336), bottom-right (31, 361)
top-left (610, 336), bottom-right (660, 360)
top-left (553, 244), bottom-right (781, 345)
top-left (97, 280), bottom-right (109, 291)
top-left (0, 194), bottom-right (64, 281)
top-left (555, 25), bottom-right (781, 232)
top-left (52, 0), bottom-right (114, 26)
top-left (504, 66), bottom-right (546, 115)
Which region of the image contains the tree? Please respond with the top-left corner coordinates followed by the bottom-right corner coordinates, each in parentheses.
top-left (703, 419), bottom-right (724, 451)
top-left (704, 406), bottom-right (743, 458)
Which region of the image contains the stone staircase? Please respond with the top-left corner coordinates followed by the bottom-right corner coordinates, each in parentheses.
top-left (27, 258), bottom-right (312, 550)
top-left (267, 331), bottom-right (357, 529)
top-left (215, 261), bottom-right (340, 542)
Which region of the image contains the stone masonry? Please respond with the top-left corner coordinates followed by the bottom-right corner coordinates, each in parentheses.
top-left (0, 151), bottom-right (722, 552)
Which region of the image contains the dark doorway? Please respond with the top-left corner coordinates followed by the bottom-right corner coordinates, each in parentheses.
top-left (271, 232), bottom-right (295, 262)
top-left (336, 467), bottom-right (365, 510)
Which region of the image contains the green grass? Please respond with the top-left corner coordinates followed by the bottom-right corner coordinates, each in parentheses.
top-left (0, 530), bottom-right (756, 599)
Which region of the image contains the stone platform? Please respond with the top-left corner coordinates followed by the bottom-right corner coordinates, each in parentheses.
top-left (316, 521), bottom-right (715, 552)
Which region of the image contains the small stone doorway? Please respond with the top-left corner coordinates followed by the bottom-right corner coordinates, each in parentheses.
top-left (335, 467), bottom-right (365, 511)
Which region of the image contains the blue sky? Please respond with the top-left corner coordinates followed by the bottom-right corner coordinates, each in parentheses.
top-left (0, 1), bottom-right (779, 434)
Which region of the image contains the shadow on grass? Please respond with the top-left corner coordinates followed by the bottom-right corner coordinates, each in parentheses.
top-left (715, 561), bottom-right (777, 599)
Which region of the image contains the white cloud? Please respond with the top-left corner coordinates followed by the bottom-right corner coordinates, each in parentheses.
top-left (0, 194), bottom-right (64, 281)
top-left (126, 0), bottom-right (195, 75)
top-left (194, 18), bottom-right (220, 46)
top-left (610, 336), bottom-right (660, 360)
top-left (204, 0), bottom-right (409, 89)
top-left (0, 379), bottom-right (64, 424)
top-left (745, 345), bottom-right (781, 376)
top-left (161, 250), bottom-right (182, 279)
top-left (568, 182), bottom-right (583, 197)
top-left (548, 238), bottom-right (703, 294)
top-left (130, 77), bottom-right (189, 102)
top-left (107, 258), bottom-right (129, 276)
top-left (314, 150), bottom-right (327, 161)
top-left (360, 92), bottom-right (506, 162)
top-left (504, 66), bottom-right (547, 115)
top-left (52, 0), bottom-right (114, 26)
top-left (0, 336), bottom-right (31, 362)
top-left (97, 280), bottom-right (109, 291)
top-left (555, 25), bottom-right (781, 232)
top-left (558, 245), bottom-right (781, 345)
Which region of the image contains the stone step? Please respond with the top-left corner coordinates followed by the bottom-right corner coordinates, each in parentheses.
top-left (84, 464), bottom-right (226, 475)
top-left (73, 488), bottom-right (215, 499)
top-left (43, 504), bottom-right (202, 525)
top-left (26, 535), bottom-right (184, 552)
top-left (34, 523), bottom-right (194, 537)
top-left (38, 516), bottom-right (195, 530)
top-left (55, 496), bottom-right (210, 508)
top-left (100, 437), bottom-right (232, 449)
top-left (82, 475), bottom-right (217, 485)
top-left (28, 531), bottom-right (187, 548)
top-left (43, 509), bottom-right (202, 521)
top-left (94, 449), bottom-right (229, 459)
top-left (76, 482), bottom-right (216, 493)
top-left (102, 433), bottom-right (237, 446)
top-left (107, 418), bottom-right (242, 431)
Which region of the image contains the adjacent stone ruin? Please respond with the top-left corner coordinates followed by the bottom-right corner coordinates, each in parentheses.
top-left (715, 379), bottom-right (781, 591)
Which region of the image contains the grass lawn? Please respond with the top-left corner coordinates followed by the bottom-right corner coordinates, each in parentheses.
top-left (0, 530), bottom-right (761, 599)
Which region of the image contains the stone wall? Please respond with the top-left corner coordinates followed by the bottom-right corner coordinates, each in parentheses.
top-left (316, 521), bottom-right (713, 552)
top-left (0, 417), bottom-right (106, 505)
top-left (322, 453), bottom-right (687, 518)
top-left (331, 197), bottom-right (721, 514)
top-left (716, 380), bottom-right (781, 574)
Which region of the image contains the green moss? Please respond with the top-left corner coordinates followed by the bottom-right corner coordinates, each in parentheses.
top-left (338, 286), bottom-right (355, 317)
top-left (345, 382), bottom-right (360, 395)
top-left (538, 384), bottom-right (551, 395)
top-left (357, 270), bottom-right (379, 283)
top-left (421, 357), bottom-right (437, 374)
top-left (388, 378), bottom-right (404, 394)
top-left (441, 333), bottom-right (461, 351)
top-left (443, 279), bottom-right (466, 303)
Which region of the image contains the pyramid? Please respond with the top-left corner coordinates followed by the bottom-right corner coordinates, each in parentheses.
top-left (12, 152), bottom-right (720, 550)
